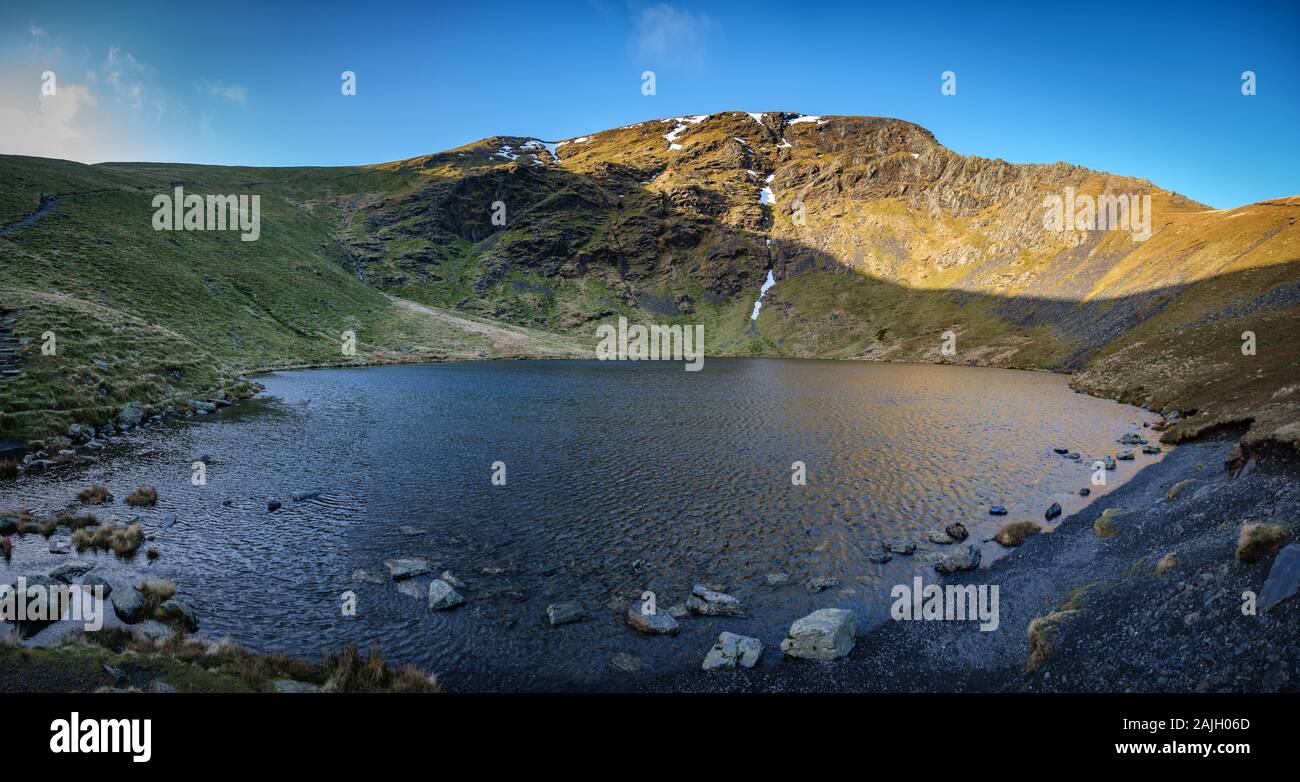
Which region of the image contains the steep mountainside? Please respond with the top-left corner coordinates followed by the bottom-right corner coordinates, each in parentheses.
top-left (1, 111), bottom-right (1297, 450)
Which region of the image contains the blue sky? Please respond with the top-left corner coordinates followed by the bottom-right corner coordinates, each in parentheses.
top-left (1, 0), bottom-right (1296, 208)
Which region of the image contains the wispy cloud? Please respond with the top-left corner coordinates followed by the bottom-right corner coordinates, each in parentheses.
top-left (629, 3), bottom-right (710, 67)
top-left (103, 47), bottom-right (150, 110)
top-left (198, 79), bottom-right (247, 104)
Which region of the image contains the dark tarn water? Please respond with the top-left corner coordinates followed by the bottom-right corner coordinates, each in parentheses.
top-left (0, 359), bottom-right (1165, 690)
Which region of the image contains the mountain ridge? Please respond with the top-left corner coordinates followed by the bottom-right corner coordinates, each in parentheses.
top-left (1, 110), bottom-right (1296, 453)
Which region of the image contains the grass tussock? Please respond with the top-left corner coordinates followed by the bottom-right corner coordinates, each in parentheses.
top-left (76, 484), bottom-right (113, 505)
top-left (1093, 508), bottom-right (1127, 539)
top-left (64, 631), bottom-right (440, 693)
top-left (71, 521), bottom-right (142, 557)
top-left (0, 459), bottom-right (17, 479)
top-left (125, 486), bottom-right (158, 507)
top-left (994, 521), bottom-right (1041, 547)
top-left (321, 643), bottom-right (441, 693)
top-left (138, 578), bottom-right (176, 616)
top-left (1155, 553), bottom-right (1177, 575)
top-left (1236, 523), bottom-right (1289, 563)
top-left (1, 536), bottom-right (11, 562)
top-left (1026, 609), bottom-right (1077, 672)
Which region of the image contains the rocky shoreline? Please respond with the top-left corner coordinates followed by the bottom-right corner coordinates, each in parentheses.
top-left (642, 431), bottom-right (1300, 693)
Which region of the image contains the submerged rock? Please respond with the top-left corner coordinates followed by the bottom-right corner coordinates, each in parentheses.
top-left (385, 558), bottom-right (433, 580)
top-left (780, 608), bottom-right (856, 660)
top-left (702, 632), bottom-right (763, 671)
top-left (427, 579), bottom-right (465, 610)
top-left (928, 529), bottom-right (955, 545)
top-left (686, 584), bottom-right (744, 617)
top-left (989, 506), bottom-right (1008, 516)
top-left (545, 602), bottom-right (585, 626)
top-left (944, 522), bottom-right (969, 542)
top-left (1045, 502), bottom-right (1062, 520)
top-left (804, 577), bottom-right (841, 593)
top-left (765, 572), bottom-right (790, 585)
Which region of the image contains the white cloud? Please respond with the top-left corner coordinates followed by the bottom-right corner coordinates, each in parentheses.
top-left (198, 79), bottom-right (247, 104)
top-left (29, 24), bottom-right (46, 40)
top-left (0, 83), bottom-right (107, 162)
top-left (630, 4), bottom-right (710, 66)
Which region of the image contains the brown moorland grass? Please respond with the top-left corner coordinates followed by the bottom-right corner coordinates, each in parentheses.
top-left (125, 486), bottom-right (158, 507)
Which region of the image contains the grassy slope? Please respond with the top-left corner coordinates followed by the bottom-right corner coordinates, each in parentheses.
top-left (0, 156), bottom-right (585, 440)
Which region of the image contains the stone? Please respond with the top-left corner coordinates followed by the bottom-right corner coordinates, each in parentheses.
top-left (1259, 545), bottom-right (1300, 612)
top-left (384, 557), bottom-right (433, 580)
top-left (111, 585), bottom-right (148, 624)
top-left (765, 572), bottom-right (790, 585)
top-left (885, 540), bottom-right (915, 555)
top-left (804, 576), bottom-right (841, 593)
top-left (1102, 456), bottom-right (1117, 470)
top-left (440, 570), bottom-right (468, 590)
top-left (545, 602), bottom-right (585, 626)
top-left (116, 402), bottom-right (145, 429)
top-left (626, 604), bottom-right (679, 635)
top-left (935, 544), bottom-right (982, 574)
top-left (81, 575), bottom-right (113, 598)
top-left (50, 562), bottom-right (94, 583)
top-left (1117, 449), bottom-right (1135, 460)
top-left (928, 529), bottom-right (954, 545)
top-left (427, 579), bottom-right (465, 610)
top-left (290, 489), bottom-right (323, 502)
top-left (989, 506), bottom-right (1008, 516)
top-left (1118, 432), bottom-right (1143, 445)
top-left (667, 604), bottom-right (688, 619)
top-left (1044, 502), bottom-right (1062, 520)
top-left (944, 522), bottom-right (969, 541)
top-left (780, 608), bottom-right (856, 660)
top-left (159, 598), bottom-right (198, 631)
top-left (266, 499), bottom-right (282, 512)
top-left (611, 653), bottom-right (642, 673)
top-left (702, 632), bottom-right (763, 671)
top-left (351, 569), bottom-right (386, 584)
top-left (686, 584), bottom-right (744, 617)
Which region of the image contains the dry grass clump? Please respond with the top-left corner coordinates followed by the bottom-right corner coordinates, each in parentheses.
top-left (125, 486), bottom-right (158, 507)
top-left (1155, 553), bottom-right (1178, 575)
top-left (1236, 523), bottom-right (1289, 563)
top-left (77, 484), bottom-right (113, 505)
top-left (0, 459), bottom-right (18, 479)
top-left (138, 578), bottom-right (176, 616)
top-left (71, 522), bottom-right (143, 557)
top-left (66, 631), bottom-right (440, 693)
top-left (993, 521), bottom-right (1041, 547)
top-left (1026, 609), bottom-right (1077, 671)
top-left (321, 643), bottom-right (441, 693)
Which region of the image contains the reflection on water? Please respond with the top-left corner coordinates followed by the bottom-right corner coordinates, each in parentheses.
top-left (0, 359), bottom-right (1164, 690)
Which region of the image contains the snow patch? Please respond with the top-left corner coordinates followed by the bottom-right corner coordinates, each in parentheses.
top-left (750, 270), bottom-right (777, 320)
top-left (746, 112), bottom-right (765, 125)
top-left (787, 114), bottom-right (821, 124)
top-left (759, 186), bottom-right (776, 205)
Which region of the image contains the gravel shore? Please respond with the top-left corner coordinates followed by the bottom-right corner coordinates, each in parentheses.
top-left (647, 433), bottom-right (1300, 693)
